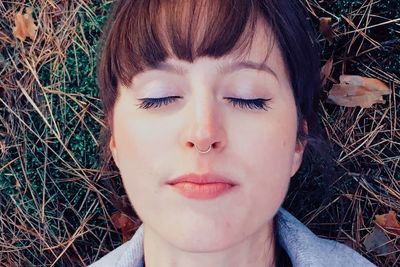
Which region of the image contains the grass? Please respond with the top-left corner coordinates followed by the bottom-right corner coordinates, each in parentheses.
top-left (0, 0), bottom-right (399, 266)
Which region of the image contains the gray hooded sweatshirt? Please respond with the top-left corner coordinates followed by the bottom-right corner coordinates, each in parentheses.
top-left (89, 208), bottom-right (376, 267)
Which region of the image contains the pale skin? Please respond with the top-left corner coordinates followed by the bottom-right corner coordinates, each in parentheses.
top-left (109, 17), bottom-right (307, 267)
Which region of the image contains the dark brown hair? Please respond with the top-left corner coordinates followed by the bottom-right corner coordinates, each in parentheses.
top-left (97, 1), bottom-right (331, 265)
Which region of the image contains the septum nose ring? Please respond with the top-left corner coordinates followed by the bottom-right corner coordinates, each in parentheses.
top-left (195, 144), bottom-right (212, 154)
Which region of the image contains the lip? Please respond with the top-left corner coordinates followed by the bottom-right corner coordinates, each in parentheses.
top-left (166, 173), bottom-right (238, 200)
top-left (166, 173), bottom-right (238, 186)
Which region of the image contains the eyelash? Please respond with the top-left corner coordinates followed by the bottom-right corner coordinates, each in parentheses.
top-left (136, 96), bottom-right (272, 111)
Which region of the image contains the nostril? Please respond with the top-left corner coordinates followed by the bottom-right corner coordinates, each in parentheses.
top-left (187, 142), bottom-right (195, 149)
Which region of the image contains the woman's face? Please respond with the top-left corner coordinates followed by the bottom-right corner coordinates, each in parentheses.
top-left (109, 19), bottom-right (306, 251)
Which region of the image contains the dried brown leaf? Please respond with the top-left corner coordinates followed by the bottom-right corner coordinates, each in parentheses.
top-left (111, 211), bottom-right (137, 243)
top-left (374, 210), bottom-right (400, 235)
top-left (327, 75), bottom-right (391, 108)
top-left (12, 8), bottom-right (38, 41)
top-left (363, 212), bottom-right (400, 261)
top-left (340, 75), bottom-right (391, 93)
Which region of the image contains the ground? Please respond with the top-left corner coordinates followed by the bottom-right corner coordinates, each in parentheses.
top-left (0, 0), bottom-right (399, 266)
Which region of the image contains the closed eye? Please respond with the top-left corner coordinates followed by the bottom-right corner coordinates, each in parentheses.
top-left (136, 96), bottom-right (272, 111)
top-left (223, 97), bottom-right (272, 111)
top-left (136, 96), bottom-right (182, 109)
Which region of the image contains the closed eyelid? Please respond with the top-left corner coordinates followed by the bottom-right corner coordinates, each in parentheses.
top-left (136, 96), bottom-right (272, 111)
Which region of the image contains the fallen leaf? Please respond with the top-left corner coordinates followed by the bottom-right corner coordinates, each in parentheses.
top-left (319, 17), bottom-right (334, 44)
top-left (340, 75), bottom-right (391, 93)
top-left (374, 210), bottom-right (400, 235)
top-left (327, 75), bottom-right (391, 108)
top-left (328, 85), bottom-right (386, 108)
top-left (363, 225), bottom-right (395, 256)
top-left (321, 58), bottom-right (333, 87)
top-left (111, 211), bottom-right (137, 243)
top-left (12, 7), bottom-right (38, 41)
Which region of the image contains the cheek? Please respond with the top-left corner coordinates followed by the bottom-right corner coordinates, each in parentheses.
top-left (237, 104), bottom-right (298, 207)
top-left (112, 103), bottom-right (175, 204)
top-left (112, 104), bottom-right (153, 186)
top-left (112, 119), bottom-right (158, 212)
top-left (251, 123), bottom-right (296, 184)
top-left (112, 96), bottom-right (163, 166)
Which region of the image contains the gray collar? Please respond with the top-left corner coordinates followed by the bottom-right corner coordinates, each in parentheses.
top-left (90, 208), bottom-right (375, 267)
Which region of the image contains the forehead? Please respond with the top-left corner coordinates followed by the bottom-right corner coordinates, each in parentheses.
top-left (230, 17), bottom-right (277, 64)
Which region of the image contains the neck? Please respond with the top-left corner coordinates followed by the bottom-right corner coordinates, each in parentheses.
top-left (143, 221), bottom-right (276, 267)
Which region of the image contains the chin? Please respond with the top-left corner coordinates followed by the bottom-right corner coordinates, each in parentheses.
top-left (171, 229), bottom-right (238, 252)
top-left (160, 219), bottom-right (242, 252)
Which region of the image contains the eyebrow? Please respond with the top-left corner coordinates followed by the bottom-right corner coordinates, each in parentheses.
top-left (153, 60), bottom-right (278, 79)
top-left (219, 61), bottom-right (278, 79)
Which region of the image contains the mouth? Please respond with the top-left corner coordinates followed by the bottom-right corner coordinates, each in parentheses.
top-left (166, 173), bottom-right (238, 200)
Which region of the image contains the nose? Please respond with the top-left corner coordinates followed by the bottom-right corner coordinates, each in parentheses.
top-left (182, 96), bottom-right (227, 154)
